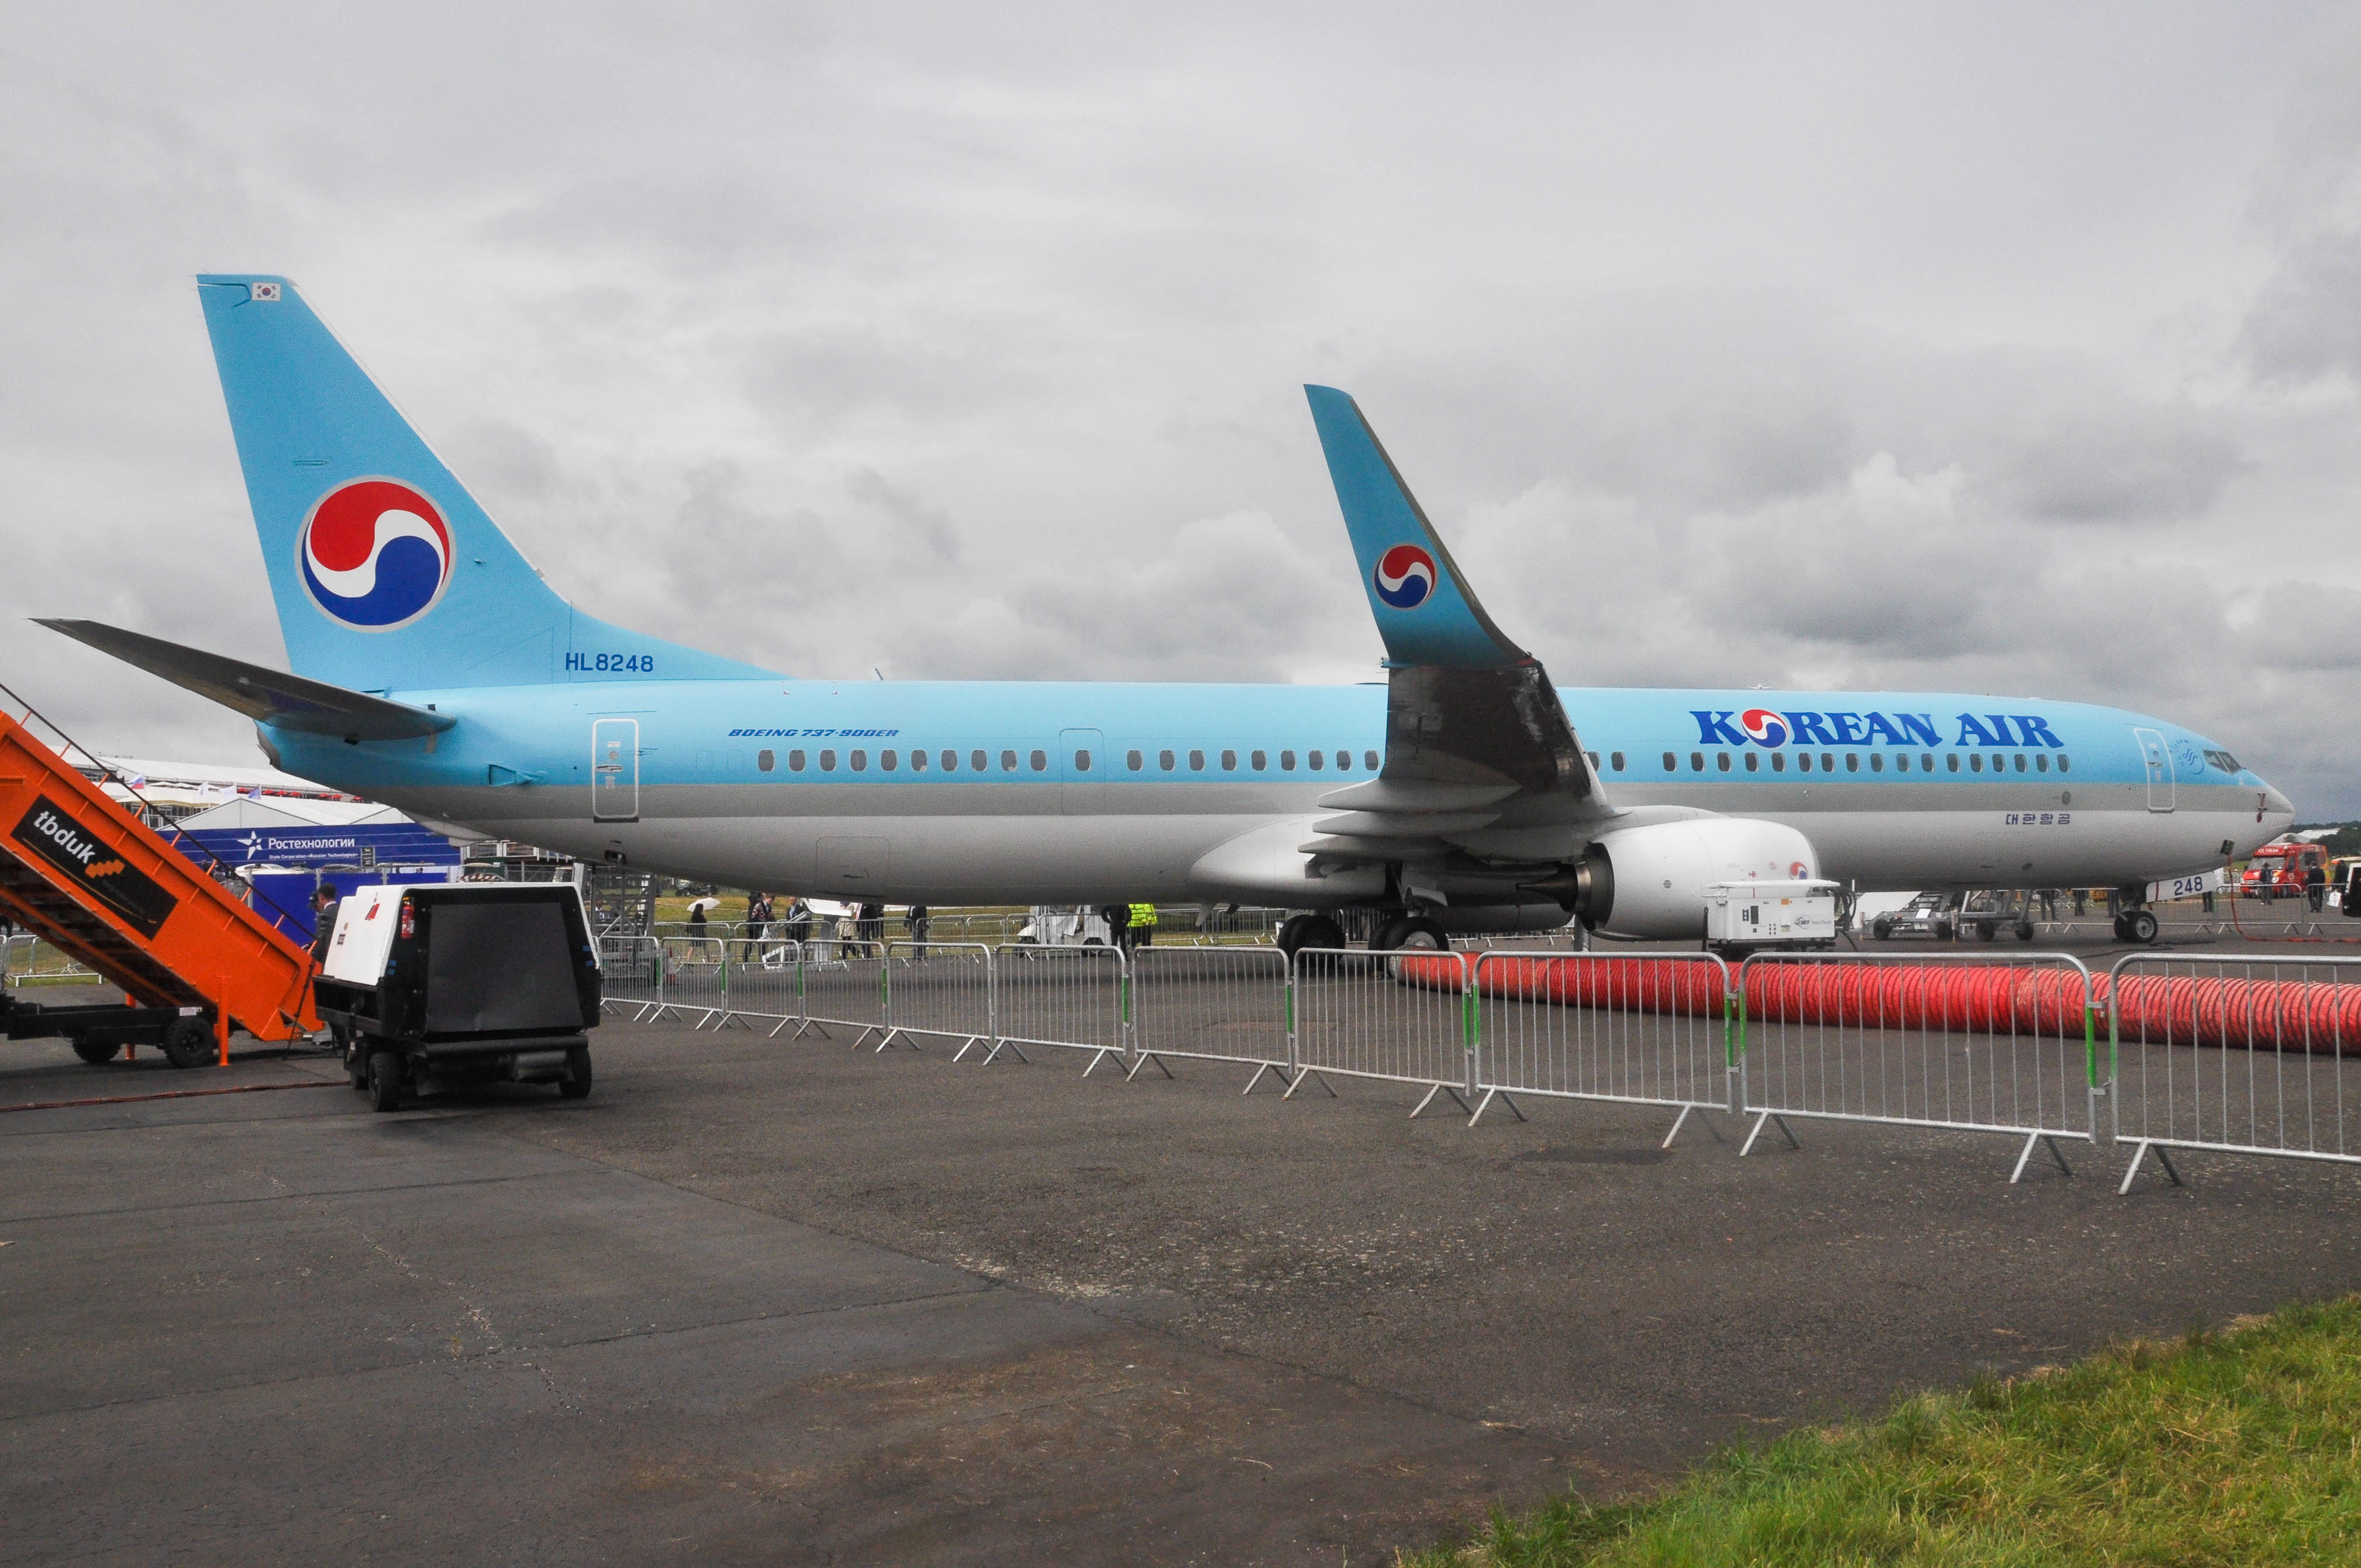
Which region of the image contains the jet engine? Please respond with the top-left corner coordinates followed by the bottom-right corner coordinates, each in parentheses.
top-left (1529, 818), bottom-right (1821, 939)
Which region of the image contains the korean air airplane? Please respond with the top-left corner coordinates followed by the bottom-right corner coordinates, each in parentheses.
top-left (41, 276), bottom-right (2294, 951)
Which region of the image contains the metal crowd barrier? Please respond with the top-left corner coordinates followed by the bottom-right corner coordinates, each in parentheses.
top-left (990, 943), bottom-right (1128, 1070)
top-left (597, 934), bottom-right (665, 1017)
top-left (1737, 952), bottom-right (2098, 1181)
top-left (1128, 946), bottom-right (1292, 1088)
top-left (1471, 952), bottom-right (1734, 1139)
top-left (1288, 947), bottom-right (1476, 1116)
top-left (2108, 953), bottom-right (2361, 1192)
top-left (650, 936), bottom-right (732, 1026)
top-left (881, 940), bottom-right (995, 1056)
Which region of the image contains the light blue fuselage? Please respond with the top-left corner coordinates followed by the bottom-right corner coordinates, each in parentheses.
top-left (263, 677), bottom-right (2291, 907)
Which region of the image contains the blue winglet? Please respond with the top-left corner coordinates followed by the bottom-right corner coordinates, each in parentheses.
top-left (1304, 386), bottom-right (1526, 670)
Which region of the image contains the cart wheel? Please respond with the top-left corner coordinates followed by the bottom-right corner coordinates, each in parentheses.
top-left (161, 1018), bottom-right (215, 1070)
top-left (367, 1049), bottom-right (405, 1112)
top-left (70, 1038), bottom-right (119, 1065)
top-left (2015, 921), bottom-right (2035, 942)
top-left (559, 1045), bottom-right (592, 1100)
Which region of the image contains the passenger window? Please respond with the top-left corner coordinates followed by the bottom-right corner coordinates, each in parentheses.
top-left (1308, 750), bottom-right (1323, 770)
top-left (1922, 753), bottom-right (1935, 771)
top-left (1000, 749), bottom-right (1017, 771)
top-left (1363, 750), bottom-right (1379, 770)
top-left (757, 749), bottom-right (775, 773)
top-left (1991, 754), bottom-right (2004, 772)
top-left (1970, 754), bottom-right (1983, 773)
top-left (2014, 753), bottom-right (2026, 773)
top-left (910, 750), bottom-right (927, 771)
top-left (1744, 753), bottom-right (1759, 773)
top-left (1893, 753), bottom-right (1907, 772)
top-left (1610, 752), bottom-right (1624, 771)
top-left (1946, 753), bottom-right (1959, 773)
top-left (788, 749), bottom-right (806, 771)
top-left (1771, 752), bottom-right (1785, 773)
top-left (1870, 753), bottom-right (1883, 773)
top-left (2059, 755), bottom-right (2072, 773)
top-left (942, 750), bottom-right (957, 771)
top-left (1690, 752), bottom-right (1704, 771)
top-left (1126, 749), bottom-right (1143, 771)
top-left (881, 750), bottom-right (897, 771)
top-left (1222, 750), bottom-right (1237, 770)
top-left (1190, 749), bottom-right (1205, 770)
top-left (851, 750), bottom-right (868, 771)
top-left (1587, 751), bottom-right (1600, 768)
top-left (819, 750), bottom-right (837, 771)
top-left (1031, 750), bottom-right (1048, 771)
top-left (1845, 753), bottom-right (1858, 772)
top-left (1717, 752), bottom-right (1731, 771)
top-left (1336, 751), bottom-right (1350, 770)
top-left (1160, 749), bottom-right (1176, 770)
top-left (1252, 750), bottom-right (1267, 770)
top-left (1074, 750), bottom-right (1091, 771)
top-left (1663, 752), bottom-right (1677, 771)
top-left (1280, 750), bottom-right (1295, 770)
top-left (2036, 754), bottom-right (2049, 773)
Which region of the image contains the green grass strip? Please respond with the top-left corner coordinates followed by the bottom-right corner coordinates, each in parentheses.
top-left (1404, 1297), bottom-right (2361, 1567)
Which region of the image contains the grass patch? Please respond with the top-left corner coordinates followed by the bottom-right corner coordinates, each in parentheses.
top-left (1406, 1298), bottom-right (2361, 1567)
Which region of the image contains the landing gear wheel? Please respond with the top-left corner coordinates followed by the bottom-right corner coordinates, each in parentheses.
top-left (2128, 909), bottom-right (2159, 945)
top-left (1276, 914), bottom-right (1347, 962)
top-left (161, 1017), bottom-right (214, 1070)
top-left (70, 1038), bottom-right (118, 1065)
top-left (1371, 915), bottom-right (1447, 952)
top-left (2111, 913), bottom-right (2131, 942)
top-left (559, 1045), bottom-right (592, 1100)
top-left (367, 1049), bottom-right (406, 1113)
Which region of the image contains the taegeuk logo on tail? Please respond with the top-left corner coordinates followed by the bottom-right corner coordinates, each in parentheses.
top-left (1373, 543), bottom-right (1436, 609)
top-left (298, 478), bottom-right (453, 630)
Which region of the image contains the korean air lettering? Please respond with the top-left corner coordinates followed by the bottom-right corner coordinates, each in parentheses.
top-left (1693, 709), bottom-right (1984, 750)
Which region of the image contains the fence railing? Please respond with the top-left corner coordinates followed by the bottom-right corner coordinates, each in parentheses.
top-left (585, 937), bottom-right (2361, 1192)
top-left (2107, 953), bottom-right (2361, 1191)
top-left (1471, 952), bottom-right (1734, 1140)
top-left (1737, 952), bottom-right (2098, 1181)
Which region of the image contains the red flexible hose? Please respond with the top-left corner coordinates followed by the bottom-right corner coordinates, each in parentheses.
top-left (1401, 954), bottom-right (2361, 1056)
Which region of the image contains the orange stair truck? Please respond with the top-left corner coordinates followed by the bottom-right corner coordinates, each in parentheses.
top-left (0, 709), bottom-right (319, 1067)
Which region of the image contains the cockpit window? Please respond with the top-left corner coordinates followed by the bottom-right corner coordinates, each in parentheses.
top-left (2204, 749), bottom-right (2243, 774)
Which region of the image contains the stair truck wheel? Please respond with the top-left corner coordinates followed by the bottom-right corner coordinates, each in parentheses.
top-left (367, 1048), bottom-right (406, 1112)
top-left (70, 1037), bottom-right (119, 1064)
top-left (161, 1016), bottom-right (214, 1070)
top-left (559, 1045), bottom-right (593, 1100)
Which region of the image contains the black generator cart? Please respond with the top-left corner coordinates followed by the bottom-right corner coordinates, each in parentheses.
top-left (313, 882), bottom-right (603, 1112)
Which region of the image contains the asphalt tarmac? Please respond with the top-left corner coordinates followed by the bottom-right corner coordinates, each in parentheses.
top-left (6, 935), bottom-right (2361, 1566)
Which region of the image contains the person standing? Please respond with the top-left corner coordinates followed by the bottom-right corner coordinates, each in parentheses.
top-left (905, 903), bottom-right (930, 961)
top-left (2308, 859), bottom-right (2328, 914)
top-left (1129, 901), bottom-right (1157, 949)
top-left (743, 891), bottom-right (771, 960)
top-left (858, 901), bottom-right (884, 957)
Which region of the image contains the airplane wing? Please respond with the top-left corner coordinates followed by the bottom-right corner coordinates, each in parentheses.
top-left (1299, 387), bottom-right (1614, 873)
top-left (36, 619), bottom-right (456, 742)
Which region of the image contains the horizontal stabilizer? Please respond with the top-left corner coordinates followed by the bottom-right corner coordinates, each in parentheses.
top-left (36, 620), bottom-right (456, 742)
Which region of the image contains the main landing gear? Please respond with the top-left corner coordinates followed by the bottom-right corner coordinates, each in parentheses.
top-left (2112, 908), bottom-right (2159, 945)
top-left (1371, 914), bottom-right (1447, 952)
top-left (1275, 914), bottom-right (1346, 959)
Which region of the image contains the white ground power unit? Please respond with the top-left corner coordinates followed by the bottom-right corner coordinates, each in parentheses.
top-left (1703, 880), bottom-right (1840, 947)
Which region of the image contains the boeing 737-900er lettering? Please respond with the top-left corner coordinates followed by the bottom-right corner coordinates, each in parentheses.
top-left (40, 275), bottom-right (2294, 953)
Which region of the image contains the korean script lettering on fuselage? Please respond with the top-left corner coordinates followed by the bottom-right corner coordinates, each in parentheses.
top-left (1691, 708), bottom-right (2066, 749)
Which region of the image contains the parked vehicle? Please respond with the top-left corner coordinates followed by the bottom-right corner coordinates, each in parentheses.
top-left (2242, 841), bottom-right (2328, 900)
top-left (1870, 890), bottom-right (1962, 942)
top-left (1016, 905), bottom-right (1114, 947)
top-left (1958, 888), bottom-right (2038, 943)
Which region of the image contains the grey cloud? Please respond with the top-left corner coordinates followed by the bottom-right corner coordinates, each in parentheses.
top-left (2243, 230), bottom-right (2361, 383)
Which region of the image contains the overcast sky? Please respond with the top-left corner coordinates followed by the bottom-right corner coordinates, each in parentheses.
top-left (5, 3), bottom-right (2359, 812)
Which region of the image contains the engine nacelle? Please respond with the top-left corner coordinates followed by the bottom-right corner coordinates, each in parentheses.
top-left (1576, 818), bottom-right (1821, 939)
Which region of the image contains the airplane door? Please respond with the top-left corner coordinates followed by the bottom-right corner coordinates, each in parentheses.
top-left (1060, 728), bottom-right (1107, 815)
top-left (592, 718), bottom-right (640, 822)
top-left (2133, 727), bottom-right (2174, 812)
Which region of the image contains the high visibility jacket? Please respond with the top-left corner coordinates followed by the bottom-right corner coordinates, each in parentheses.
top-left (1129, 902), bottom-right (1158, 927)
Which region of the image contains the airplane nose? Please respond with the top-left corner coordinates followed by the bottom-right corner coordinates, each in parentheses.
top-left (2261, 783), bottom-right (2295, 823)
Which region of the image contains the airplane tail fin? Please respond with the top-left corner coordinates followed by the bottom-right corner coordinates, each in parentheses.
top-left (1303, 385), bottom-right (1527, 670)
top-left (195, 275), bottom-right (771, 691)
